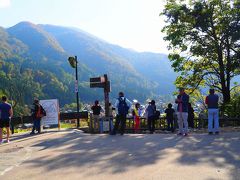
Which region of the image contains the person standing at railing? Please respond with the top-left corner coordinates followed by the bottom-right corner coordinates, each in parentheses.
top-left (175, 88), bottom-right (189, 136)
top-left (91, 100), bottom-right (103, 133)
top-left (111, 92), bottom-right (131, 135)
top-left (132, 103), bottom-right (141, 133)
top-left (146, 100), bottom-right (157, 134)
top-left (0, 96), bottom-right (13, 144)
top-left (205, 89), bottom-right (219, 135)
top-left (188, 103), bottom-right (194, 129)
top-left (165, 103), bottom-right (175, 132)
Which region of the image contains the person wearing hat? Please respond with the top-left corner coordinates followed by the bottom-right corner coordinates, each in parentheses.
top-left (175, 88), bottom-right (189, 136)
top-left (205, 89), bottom-right (219, 134)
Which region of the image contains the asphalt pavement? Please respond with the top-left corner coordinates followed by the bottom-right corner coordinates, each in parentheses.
top-left (0, 130), bottom-right (239, 180)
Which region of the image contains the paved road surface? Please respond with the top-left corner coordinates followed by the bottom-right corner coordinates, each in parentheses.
top-left (0, 130), bottom-right (239, 180)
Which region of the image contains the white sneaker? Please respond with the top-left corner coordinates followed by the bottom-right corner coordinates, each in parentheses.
top-left (6, 140), bottom-right (10, 143)
top-left (0, 140), bottom-right (5, 144)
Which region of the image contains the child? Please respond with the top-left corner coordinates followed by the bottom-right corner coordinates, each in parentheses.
top-left (165, 103), bottom-right (175, 132)
top-left (132, 103), bottom-right (141, 133)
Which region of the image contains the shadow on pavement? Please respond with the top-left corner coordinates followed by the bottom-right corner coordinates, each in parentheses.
top-left (24, 131), bottom-right (240, 179)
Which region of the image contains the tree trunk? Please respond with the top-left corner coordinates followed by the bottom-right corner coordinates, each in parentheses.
top-left (222, 86), bottom-right (231, 104)
top-left (217, 47), bottom-right (230, 104)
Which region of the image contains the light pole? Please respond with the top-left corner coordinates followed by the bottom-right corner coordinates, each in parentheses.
top-left (68, 56), bottom-right (80, 128)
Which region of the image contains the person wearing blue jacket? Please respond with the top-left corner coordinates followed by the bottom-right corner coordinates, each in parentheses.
top-left (205, 89), bottom-right (219, 134)
top-left (175, 88), bottom-right (189, 136)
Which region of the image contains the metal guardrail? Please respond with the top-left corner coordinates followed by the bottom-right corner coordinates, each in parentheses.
top-left (60, 111), bottom-right (88, 120)
top-left (9, 112), bottom-right (240, 134)
top-left (9, 112), bottom-right (89, 134)
top-left (10, 111), bottom-right (89, 126)
top-left (123, 117), bottom-right (240, 131)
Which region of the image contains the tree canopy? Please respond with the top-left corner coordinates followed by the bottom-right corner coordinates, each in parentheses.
top-left (161, 0), bottom-right (240, 104)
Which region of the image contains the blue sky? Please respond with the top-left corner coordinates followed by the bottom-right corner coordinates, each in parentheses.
top-left (0, 0), bottom-right (168, 53)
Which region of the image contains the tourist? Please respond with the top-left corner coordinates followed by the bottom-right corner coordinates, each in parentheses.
top-left (132, 103), bottom-right (141, 133)
top-left (91, 100), bottom-right (103, 133)
top-left (30, 99), bottom-right (45, 135)
top-left (205, 89), bottom-right (219, 134)
top-left (188, 103), bottom-right (194, 129)
top-left (0, 96), bottom-right (13, 143)
top-left (146, 100), bottom-right (156, 134)
top-left (165, 103), bottom-right (175, 132)
top-left (175, 88), bottom-right (189, 136)
top-left (112, 92), bottom-right (131, 135)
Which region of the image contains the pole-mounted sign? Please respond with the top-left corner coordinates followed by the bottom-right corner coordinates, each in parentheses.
top-left (68, 56), bottom-right (80, 128)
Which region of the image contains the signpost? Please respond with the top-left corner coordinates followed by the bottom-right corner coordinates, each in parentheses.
top-left (90, 74), bottom-right (111, 116)
top-left (68, 56), bottom-right (80, 128)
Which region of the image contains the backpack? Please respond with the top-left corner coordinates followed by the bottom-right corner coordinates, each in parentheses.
top-left (118, 98), bottom-right (129, 115)
top-left (40, 106), bottom-right (47, 117)
top-left (36, 105), bottom-right (46, 118)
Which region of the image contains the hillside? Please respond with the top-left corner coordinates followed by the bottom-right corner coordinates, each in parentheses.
top-left (41, 24), bottom-right (177, 94)
top-left (0, 21), bottom-right (177, 113)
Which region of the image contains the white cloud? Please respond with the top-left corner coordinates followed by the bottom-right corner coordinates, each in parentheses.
top-left (0, 0), bottom-right (11, 8)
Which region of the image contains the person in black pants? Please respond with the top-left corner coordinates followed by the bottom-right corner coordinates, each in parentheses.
top-left (188, 103), bottom-right (194, 129)
top-left (146, 100), bottom-right (156, 134)
top-left (165, 103), bottom-right (175, 132)
top-left (112, 92), bottom-right (132, 135)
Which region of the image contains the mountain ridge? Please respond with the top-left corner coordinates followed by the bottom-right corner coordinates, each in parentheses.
top-left (0, 21), bottom-right (177, 109)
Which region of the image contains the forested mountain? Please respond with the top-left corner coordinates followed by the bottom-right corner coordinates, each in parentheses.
top-left (41, 24), bottom-right (177, 94)
top-left (0, 21), bottom-right (176, 114)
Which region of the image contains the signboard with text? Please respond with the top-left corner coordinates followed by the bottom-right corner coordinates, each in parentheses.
top-left (40, 99), bottom-right (60, 126)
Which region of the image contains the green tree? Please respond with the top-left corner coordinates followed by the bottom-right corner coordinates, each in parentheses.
top-left (161, 0), bottom-right (240, 104)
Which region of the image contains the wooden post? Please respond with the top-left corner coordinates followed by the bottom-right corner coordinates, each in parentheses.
top-left (57, 99), bottom-right (61, 131)
top-left (104, 74), bottom-right (110, 117)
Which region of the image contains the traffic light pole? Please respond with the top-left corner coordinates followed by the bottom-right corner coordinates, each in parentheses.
top-left (75, 56), bottom-right (80, 128)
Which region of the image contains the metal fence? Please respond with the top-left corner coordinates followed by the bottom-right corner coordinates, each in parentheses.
top-left (9, 112), bottom-right (240, 134)
top-left (10, 111), bottom-right (89, 134)
top-left (123, 117), bottom-right (240, 131)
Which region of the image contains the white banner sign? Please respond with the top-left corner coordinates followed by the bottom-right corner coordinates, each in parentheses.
top-left (40, 99), bottom-right (59, 126)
